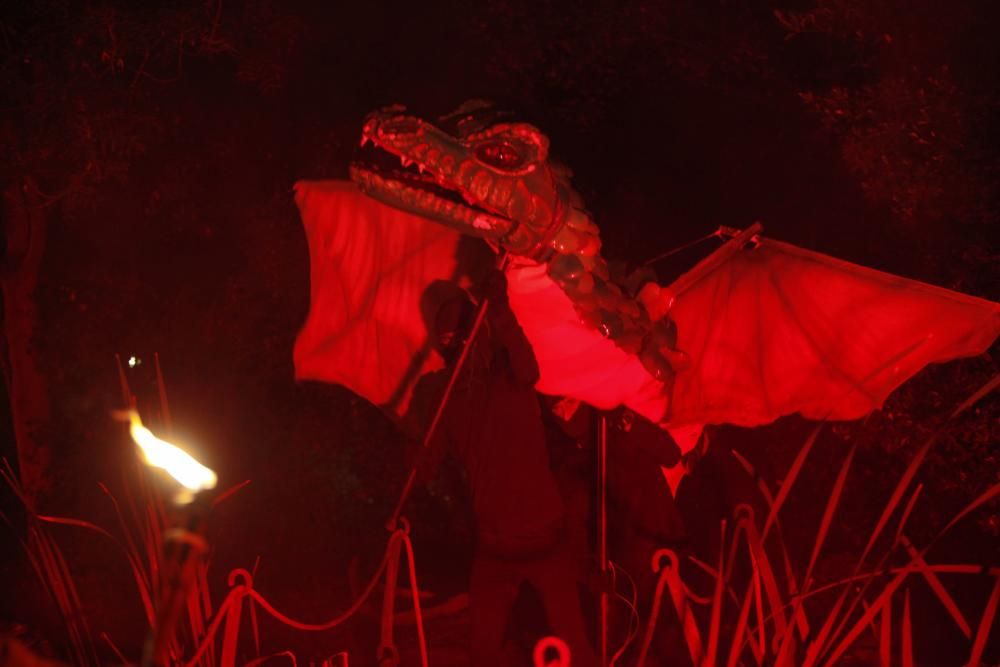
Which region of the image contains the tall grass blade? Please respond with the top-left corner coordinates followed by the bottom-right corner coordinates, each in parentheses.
top-left (859, 438), bottom-right (932, 567)
top-left (752, 553), bottom-right (767, 661)
top-left (703, 520), bottom-right (726, 667)
top-left (899, 536), bottom-right (971, 638)
top-left (154, 352), bottom-right (174, 435)
top-left (821, 567), bottom-right (909, 667)
top-left (669, 561), bottom-right (705, 666)
top-left (101, 631), bottom-right (129, 664)
top-left (114, 353), bottom-right (135, 408)
top-left (967, 575), bottom-right (1000, 667)
top-left (187, 577), bottom-right (210, 666)
top-left (938, 481), bottom-right (1000, 539)
top-left (99, 481), bottom-right (154, 600)
top-left (761, 426), bottom-right (821, 539)
top-left (804, 445), bottom-right (855, 588)
top-left (250, 556), bottom-right (262, 658)
top-left (2, 461), bottom-right (98, 665)
top-left (802, 592), bottom-right (847, 667)
top-left (198, 561), bottom-right (216, 666)
top-left (723, 509), bottom-right (749, 583)
top-left (32, 525), bottom-right (90, 665)
top-left (726, 579), bottom-right (762, 667)
top-left (732, 449), bottom-right (810, 639)
top-left (213, 479), bottom-right (252, 507)
top-left (879, 599), bottom-right (890, 667)
top-left (902, 589), bottom-right (913, 667)
top-left (38, 509), bottom-right (156, 626)
top-left (893, 484), bottom-right (923, 546)
top-left (220, 584), bottom-right (244, 667)
top-left (777, 445), bottom-right (856, 665)
top-left (741, 510), bottom-right (789, 655)
top-left (948, 371), bottom-right (1000, 419)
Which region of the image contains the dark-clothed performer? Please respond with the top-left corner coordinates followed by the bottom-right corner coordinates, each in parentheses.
top-left (405, 270), bottom-right (597, 667)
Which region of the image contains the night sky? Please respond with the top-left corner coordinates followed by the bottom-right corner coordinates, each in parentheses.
top-left (2, 1), bottom-right (998, 664)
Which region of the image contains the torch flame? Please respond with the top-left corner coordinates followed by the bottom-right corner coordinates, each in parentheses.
top-left (127, 411), bottom-right (217, 494)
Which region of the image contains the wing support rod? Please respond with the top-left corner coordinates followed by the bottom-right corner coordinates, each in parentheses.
top-left (668, 222), bottom-right (763, 299)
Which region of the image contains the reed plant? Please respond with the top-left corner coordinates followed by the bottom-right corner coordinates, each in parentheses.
top-left (634, 374), bottom-right (1000, 666)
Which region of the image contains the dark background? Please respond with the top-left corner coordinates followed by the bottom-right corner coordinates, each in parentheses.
top-left (1, 0), bottom-right (997, 664)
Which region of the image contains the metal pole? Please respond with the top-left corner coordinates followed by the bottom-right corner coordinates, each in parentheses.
top-left (598, 413), bottom-right (608, 667)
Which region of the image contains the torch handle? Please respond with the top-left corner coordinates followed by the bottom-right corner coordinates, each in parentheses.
top-left (141, 500), bottom-right (209, 667)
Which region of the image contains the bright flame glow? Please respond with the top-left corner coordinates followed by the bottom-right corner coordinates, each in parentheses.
top-left (127, 411), bottom-right (217, 493)
top-left (128, 356), bottom-right (139, 368)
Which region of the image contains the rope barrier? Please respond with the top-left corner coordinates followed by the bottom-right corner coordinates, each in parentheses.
top-left (180, 526), bottom-right (428, 667)
top-left (634, 548), bottom-right (703, 667)
top-left (533, 636), bottom-right (572, 667)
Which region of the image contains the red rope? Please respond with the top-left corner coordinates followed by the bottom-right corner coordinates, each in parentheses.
top-left (248, 535), bottom-right (398, 631)
top-left (180, 528), bottom-right (430, 666)
top-left (533, 636), bottom-right (571, 667)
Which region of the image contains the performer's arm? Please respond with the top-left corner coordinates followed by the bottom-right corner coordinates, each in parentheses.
top-left (484, 269), bottom-right (540, 386)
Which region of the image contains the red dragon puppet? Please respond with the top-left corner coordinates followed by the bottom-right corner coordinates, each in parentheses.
top-left (293, 103), bottom-right (1000, 457)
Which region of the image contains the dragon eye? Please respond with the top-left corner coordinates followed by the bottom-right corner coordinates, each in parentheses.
top-left (475, 142), bottom-right (525, 170)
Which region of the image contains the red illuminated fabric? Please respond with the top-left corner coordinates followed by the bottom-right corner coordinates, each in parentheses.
top-left (667, 238), bottom-right (1000, 426)
top-left (293, 180), bottom-right (457, 414)
top-left (294, 180), bottom-right (1000, 430)
top-left (508, 240), bottom-right (999, 427)
top-left (506, 262), bottom-right (671, 420)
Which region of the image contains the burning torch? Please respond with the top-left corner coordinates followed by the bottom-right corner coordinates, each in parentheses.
top-left (124, 410), bottom-right (217, 667)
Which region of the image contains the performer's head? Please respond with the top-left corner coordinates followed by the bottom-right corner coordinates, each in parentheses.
top-left (433, 293), bottom-right (476, 365)
top-left (421, 280), bottom-right (486, 367)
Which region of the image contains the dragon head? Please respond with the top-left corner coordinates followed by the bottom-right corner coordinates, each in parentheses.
top-left (349, 102), bottom-right (686, 386)
top-left (350, 103), bottom-right (590, 258)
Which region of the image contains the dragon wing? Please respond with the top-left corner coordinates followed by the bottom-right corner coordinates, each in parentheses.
top-left (666, 235), bottom-right (1000, 427)
top-left (294, 180), bottom-right (490, 416)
